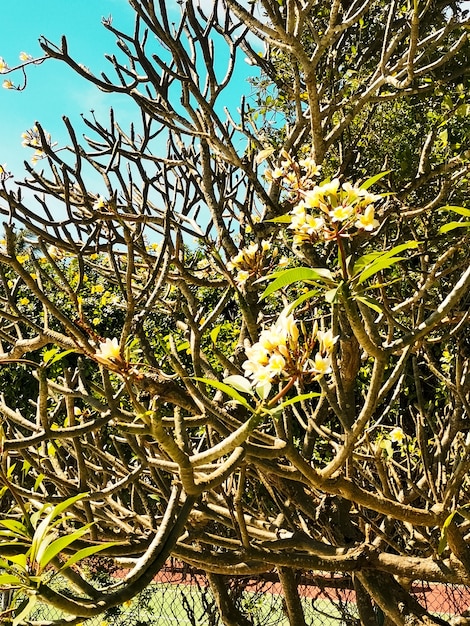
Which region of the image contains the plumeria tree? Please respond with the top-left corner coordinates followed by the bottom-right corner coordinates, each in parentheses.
top-left (0, 1), bottom-right (469, 625)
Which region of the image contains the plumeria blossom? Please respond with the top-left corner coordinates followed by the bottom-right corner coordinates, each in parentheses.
top-left (93, 196), bottom-right (108, 211)
top-left (355, 205), bottom-right (380, 231)
top-left (292, 179), bottom-right (382, 241)
top-left (2, 79), bottom-right (14, 90)
top-left (0, 163), bottom-right (11, 182)
top-left (265, 152), bottom-right (383, 242)
top-left (390, 427), bottom-right (405, 443)
top-left (19, 52), bottom-right (33, 62)
top-left (242, 314), bottom-right (337, 388)
top-left (22, 125), bottom-right (56, 163)
top-left (0, 58), bottom-right (9, 73)
top-left (227, 239), bottom-right (281, 287)
top-left (95, 338), bottom-right (122, 365)
top-left (265, 150), bottom-right (321, 186)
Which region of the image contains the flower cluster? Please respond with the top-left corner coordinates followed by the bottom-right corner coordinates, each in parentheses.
top-left (265, 152), bottom-right (382, 242)
top-left (242, 314), bottom-right (337, 388)
top-left (227, 240), bottom-right (288, 287)
top-left (1, 53), bottom-right (33, 89)
top-left (21, 125), bottom-right (55, 165)
top-left (0, 163), bottom-right (11, 182)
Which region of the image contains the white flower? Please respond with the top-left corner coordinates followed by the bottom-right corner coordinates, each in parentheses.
top-left (330, 205), bottom-right (354, 222)
top-left (235, 269), bottom-right (250, 285)
top-left (317, 329), bottom-right (338, 354)
top-left (355, 205), bottom-right (380, 231)
top-left (93, 196), bottom-right (108, 211)
top-left (312, 353), bottom-right (332, 376)
top-left (390, 427), bottom-right (405, 443)
top-left (268, 352), bottom-right (286, 376)
top-left (47, 245), bottom-right (63, 260)
top-left (95, 338), bottom-right (121, 364)
top-left (277, 314), bottom-right (299, 343)
top-left (245, 242), bottom-right (259, 258)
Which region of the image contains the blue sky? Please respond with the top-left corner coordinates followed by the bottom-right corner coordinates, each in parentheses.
top-left (0, 1), bottom-right (258, 182)
top-left (0, 1), bottom-right (144, 178)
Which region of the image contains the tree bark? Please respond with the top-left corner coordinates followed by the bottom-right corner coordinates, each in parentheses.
top-left (277, 567), bottom-right (307, 626)
top-left (357, 570), bottom-right (449, 626)
top-left (207, 573), bottom-right (254, 626)
top-left (353, 575), bottom-right (381, 626)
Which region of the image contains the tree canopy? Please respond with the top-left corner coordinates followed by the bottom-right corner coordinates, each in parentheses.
top-left (0, 1), bottom-right (469, 624)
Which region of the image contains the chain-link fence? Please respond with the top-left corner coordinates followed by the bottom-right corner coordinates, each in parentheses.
top-left (6, 562), bottom-right (470, 625)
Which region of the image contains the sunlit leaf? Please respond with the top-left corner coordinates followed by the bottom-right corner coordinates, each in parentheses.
top-left (439, 205), bottom-right (470, 217)
top-left (260, 267), bottom-right (333, 300)
top-left (0, 519), bottom-right (29, 539)
top-left (276, 391), bottom-right (321, 410)
top-left (351, 252), bottom-right (382, 277)
top-left (210, 325), bottom-right (221, 344)
top-left (264, 214), bottom-right (292, 224)
top-left (194, 377), bottom-right (254, 411)
top-left (13, 594), bottom-right (38, 626)
top-left (60, 542), bottom-right (118, 571)
top-left (355, 295), bottom-right (384, 314)
top-left (43, 348), bottom-right (76, 366)
top-left (255, 147), bottom-right (275, 164)
top-left (282, 289), bottom-right (319, 316)
top-left (439, 221), bottom-right (470, 234)
top-left (255, 382), bottom-right (271, 400)
top-left (325, 286), bottom-right (341, 303)
top-left (358, 241), bottom-right (420, 284)
top-left (359, 170), bottom-right (391, 190)
top-left (38, 524), bottom-right (93, 569)
top-left (0, 573), bottom-right (24, 586)
top-left (4, 553), bottom-right (28, 570)
top-left (223, 375), bottom-right (254, 395)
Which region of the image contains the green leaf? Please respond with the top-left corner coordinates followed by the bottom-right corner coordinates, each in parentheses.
top-left (358, 258), bottom-right (405, 284)
top-left (38, 524), bottom-right (93, 569)
top-left (255, 382), bottom-right (271, 401)
top-left (0, 519), bottom-right (29, 539)
top-left (176, 340), bottom-right (190, 353)
top-left (351, 252), bottom-right (383, 277)
top-left (194, 377), bottom-right (254, 411)
top-left (439, 205), bottom-right (470, 217)
top-left (210, 325), bottom-right (221, 344)
top-left (4, 553), bottom-right (28, 569)
top-left (34, 473), bottom-right (45, 492)
top-left (325, 286), bottom-right (341, 303)
top-left (260, 267), bottom-right (333, 300)
top-left (276, 391), bottom-right (321, 410)
top-left (439, 221), bottom-right (470, 234)
top-left (438, 510), bottom-right (457, 555)
top-left (355, 295), bottom-right (384, 314)
top-left (223, 375), bottom-right (254, 395)
top-left (60, 542), bottom-right (118, 571)
top-left (283, 289), bottom-right (319, 316)
top-left (359, 170), bottom-right (391, 190)
top-left (0, 573), bottom-right (24, 586)
top-left (264, 214), bottom-right (291, 224)
top-left (47, 493), bottom-right (88, 523)
top-left (44, 348), bottom-right (76, 366)
top-left (255, 147), bottom-right (275, 164)
top-left (13, 594), bottom-right (38, 626)
top-left (30, 493), bottom-right (88, 564)
top-left (358, 241), bottom-right (420, 284)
